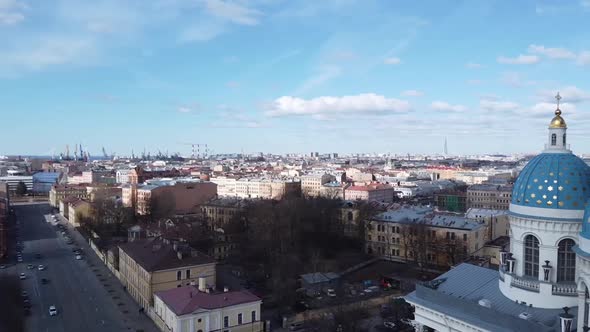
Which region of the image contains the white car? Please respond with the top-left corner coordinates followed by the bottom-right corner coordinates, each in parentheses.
top-left (19, 273), bottom-right (26, 280)
top-left (49, 305), bottom-right (58, 316)
top-left (326, 288), bottom-right (336, 297)
top-left (75, 255), bottom-right (82, 260)
top-left (38, 265), bottom-right (45, 271)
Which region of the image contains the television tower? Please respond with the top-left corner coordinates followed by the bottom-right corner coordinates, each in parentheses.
top-left (444, 137), bottom-right (448, 155)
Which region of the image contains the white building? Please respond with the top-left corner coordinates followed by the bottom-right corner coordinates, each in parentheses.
top-left (301, 174), bottom-right (336, 197)
top-left (153, 283), bottom-right (263, 332)
top-left (406, 95), bottom-right (585, 332)
top-left (116, 169), bottom-right (132, 184)
top-left (210, 176), bottom-right (237, 197)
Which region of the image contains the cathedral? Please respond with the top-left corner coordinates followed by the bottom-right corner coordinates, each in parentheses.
top-left (407, 94), bottom-right (590, 332)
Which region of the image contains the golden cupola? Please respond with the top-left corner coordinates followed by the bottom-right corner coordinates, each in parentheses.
top-left (549, 92), bottom-right (566, 128)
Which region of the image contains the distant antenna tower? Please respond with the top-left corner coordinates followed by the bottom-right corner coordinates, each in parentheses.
top-left (444, 137), bottom-right (448, 155)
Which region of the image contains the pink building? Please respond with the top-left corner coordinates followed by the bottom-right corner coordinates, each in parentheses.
top-left (345, 183), bottom-right (395, 203)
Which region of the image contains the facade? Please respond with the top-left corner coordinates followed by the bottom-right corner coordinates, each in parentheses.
top-left (345, 183), bottom-right (395, 203)
top-left (116, 169), bottom-right (132, 184)
top-left (406, 96), bottom-right (587, 332)
top-left (210, 176), bottom-right (237, 197)
top-left (234, 178), bottom-right (300, 199)
top-left (467, 183), bottom-right (513, 210)
top-left (435, 192), bottom-right (467, 213)
top-left (86, 185), bottom-right (122, 202)
top-left (153, 285), bottom-right (262, 332)
top-left (68, 199), bottom-right (91, 227)
top-left (0, 175), bottom-right (33, 195)
top-left (128, 179), bottom-right (217, 216)
top-left (67, 171), bottom-right (95, 184)
top-left (201, 198), bottom-right (246, 230)
top-left (366, 207), bottom-right (486, 267)
top-left (50, 184), bottom-right (89, 207)
top-left (118, 238), bottom-right (217, 310)
top-left (0, 182), bottom-right (9, 258)
top-left (32, 172), bottom-right (62, 193)
top-left (301, 174), bottom-right (336, 197)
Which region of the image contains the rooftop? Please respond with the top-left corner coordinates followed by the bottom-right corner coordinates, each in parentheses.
top-left (118, 238), bottom-right (215, 272)
top-left (374, 206), bottom-right (484, 230)
top-left (468, 183), bottom-right (513, 192)
top-left (406, 263), bottom-right (565, 332)
top-left (155, 285), bottom-right (260, 316)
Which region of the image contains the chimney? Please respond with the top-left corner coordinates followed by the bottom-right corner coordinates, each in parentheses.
top-left (177, 251), bottom-right (183, 260)
top-left (198, 277), bottom-right (207, 292)
top-left (223, 286), bottom-right (229, 293)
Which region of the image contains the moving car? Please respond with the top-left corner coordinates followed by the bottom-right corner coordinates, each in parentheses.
top-left (326, 288), bottom-right (336, 297)
top-left (27, 264), bottom-right (34, 269)
top-left (19, 273), bottom-right (26, 280)
top-left (49, 305), bottom-right (58, 316)
top-left (289, 322), bottom-right (305, 331)
top-left (38, 265), bottom-right (45, 271)
top-left (21, 291), bottom-right (28, 297)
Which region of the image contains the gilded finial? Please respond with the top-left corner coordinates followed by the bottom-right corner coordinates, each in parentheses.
top-left (555, 92), bottom-right (562, 115)
top-left (549, 92), bottom-right (566, 128)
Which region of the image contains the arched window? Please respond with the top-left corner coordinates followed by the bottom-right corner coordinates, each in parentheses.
top-left (551, 133), bottom-right (557, 146)
top-left (347, 211), bottom-right (353, 221)
top-left (557, 239), bottom-right (576, 282)
top-left (563, 133), bottom-right (567, 145)
top-left (524, 235), bottom-right (540, 278)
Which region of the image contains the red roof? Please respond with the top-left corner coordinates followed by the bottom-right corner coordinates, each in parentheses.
top-left (156, 286), bottom-right (260, 315)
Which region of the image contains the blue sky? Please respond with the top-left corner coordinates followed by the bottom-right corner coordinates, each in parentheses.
top-left (2, 0), bottom-right (590, 156)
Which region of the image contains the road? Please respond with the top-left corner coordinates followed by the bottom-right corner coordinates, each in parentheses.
top-left (1, 203), bottom-right (157, 332)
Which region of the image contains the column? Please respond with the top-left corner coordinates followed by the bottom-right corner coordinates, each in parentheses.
top-left (578, 291), bottom-right (588, 332)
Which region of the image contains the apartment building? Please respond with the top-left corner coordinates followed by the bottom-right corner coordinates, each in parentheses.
top-left (300, 174), bottom-right (336, 197)
top-left (345, 183), bottom-right (395, 203)
top-left (434, 192), bottom-right (467, 213)
top-left (125, 179), bottom-right (217, 216)
top-left (466, 183), bottom-right (513, 210)
top-left (50, 184), bottom-right (89, 207)
top-left (116, 169), bottom-right (132, 184)
top-left (67, 170), bottom-right (95, 184)
top-left (86, 184), bottom-right (122, 202)
top-left (67, 199), bottom-right (91, 227)
top-left (365, 206), bottom-right (487, 267)
top-left (118, 238), bottom-right (217, 310)
top-left (201, 198), bottom-right (246, 229)
top-left (210, 176), bottom-right (237, 197)
top-left (153, 284), bottom-right (262, 332)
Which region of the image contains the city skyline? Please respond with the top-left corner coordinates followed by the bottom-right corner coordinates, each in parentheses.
top-left (2, 0), bottom-right (590, 155)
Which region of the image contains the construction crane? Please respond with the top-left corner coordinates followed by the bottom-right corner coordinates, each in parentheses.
top-left (178, 142), bottom-right (209, 159)
top-left (102, 147), bottom-right (109, 158)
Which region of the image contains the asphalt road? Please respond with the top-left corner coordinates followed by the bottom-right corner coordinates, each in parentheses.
top-left (4, 203), bottom-right (155, 332)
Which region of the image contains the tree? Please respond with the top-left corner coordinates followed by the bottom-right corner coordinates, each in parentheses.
top-left (15, 181), bottom-right (27, 196)
top-left (148, 192), bottom-right (176, 221)
top-left (0, 276), bottom-right (25, 332)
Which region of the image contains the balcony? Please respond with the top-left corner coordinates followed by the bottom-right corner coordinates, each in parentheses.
top-left (552, 283), bottom-right (577, 297)
top-left (510, 275), bottom-right (540, 292)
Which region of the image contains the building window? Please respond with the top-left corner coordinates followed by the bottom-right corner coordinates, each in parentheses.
top-left (551, 133), bottom-right (557, 146)
top-left (557, 239), bottom-right (576, 282)
top-left (252, 310), bottom-right (256, 322)
top-left (524, 235), bottom-right (540, 278)
top-left (177, 271), bottom-right (182, 280)
top-left (347, 211), bottom-right (353, 221)
top-left (238, 313), bottom-right (243, 324)
top-left (186, 269), bottom-right (191, 279)
top-left (224, 316), bottom-right (229, 327)
top-left (463, 234), bottom-right (467, 241)
top-left (563, 133), bottom-right (566, 145)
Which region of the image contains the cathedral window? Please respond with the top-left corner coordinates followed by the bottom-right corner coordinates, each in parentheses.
top-left (557, 239), bottom-right (576, 282)
top-left (524, 235), bottom-right (540, 278)
top-left (551, 134), bottom-right (557, 146)
top-left (563, 133), bottom-right (566, 145)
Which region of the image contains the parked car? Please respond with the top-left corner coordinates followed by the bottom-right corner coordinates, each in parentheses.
top-left (289, 322), bottom-right (305, 331)
top-left (75, 255), bottom-right (82, 260)
top-left (0, 264), bottom-right (6, 269)
top-left (19, 273), bottom-right (26, 280)
top-left (326, 288), bottom-right (336, 297)
top-left (21, 291), bottom-right (28, 297)
top-left (27, 264), bottom-right (34, 269)
top-left (38, 265), bottom-right (45, 271)
top-left (384, 321), bottom-right (396, 328)
top-left (49, 305), bottom-right (58, 316)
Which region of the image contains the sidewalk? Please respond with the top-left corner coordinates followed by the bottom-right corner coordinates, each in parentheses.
top-left (57, 214), bottom-right (159, 332)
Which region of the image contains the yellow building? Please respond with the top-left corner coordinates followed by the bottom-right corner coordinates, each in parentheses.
top-left (68, 199), bottom-right (91, 227)
top-left (118, 238), bottom-right (217, 310)
top-left (153, 283), bottom-right (262, 332)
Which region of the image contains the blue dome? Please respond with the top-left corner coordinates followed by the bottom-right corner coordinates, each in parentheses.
top-left (511, 153), bottom-right (590, 211)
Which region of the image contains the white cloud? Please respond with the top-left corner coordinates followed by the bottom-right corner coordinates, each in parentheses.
top-left (0, 0), bottom-right (27, 25)
top-left (179, 22), bottom-right (226, 42)
top-left (497, 54), bottom-right (540, 65)
top-left (401, 90), bottom-right (423, 97)
top-left (537, 86), bottom-right (590, 104)
top-left (530, 102), bottom-right (576, 117)
top-left (430, 101), bottom-right (466, 113)
top-left (178, 106), bottom-right (192, 113)
top-left (266, 93), bottom-right (411, 117)
top-left (500, 72), bottom-right (536, 87)
top-left (465, 62), bottom-right (483, 69)
top-left (528, 44), bottom-right (576, 59)
top-left (577, 51), bottom-right (590, 65)
top-left (0, 37), bottom-right (96, 71)
top-left (480, 99), bottom-right (519, 112)
top-left (384, 57), bottom-right (401, 65)
top-left (204, 0), bottom-right (262, 26)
